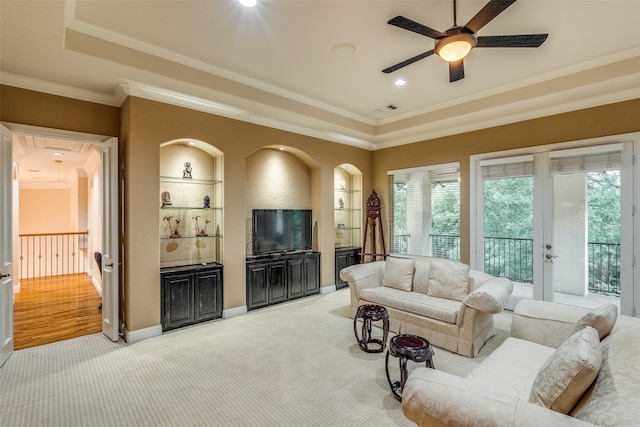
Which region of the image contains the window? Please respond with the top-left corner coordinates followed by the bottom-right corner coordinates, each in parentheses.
top-left (388, 162), bottom-right (460, 259)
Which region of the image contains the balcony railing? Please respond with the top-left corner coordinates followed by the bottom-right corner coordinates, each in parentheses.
top-left (19, 232), bottom-right (89, 280)
top-left (392, 234), bottom-right (620, 297)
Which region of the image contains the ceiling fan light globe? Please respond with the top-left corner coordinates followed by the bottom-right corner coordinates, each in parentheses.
top-left (435, 33), bottom-right (477, 62)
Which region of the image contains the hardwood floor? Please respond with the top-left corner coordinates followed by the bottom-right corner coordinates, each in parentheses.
top-left (13, 274), bottom-right (102, 350)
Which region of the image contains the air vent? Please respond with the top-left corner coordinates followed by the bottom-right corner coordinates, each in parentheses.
top-left (374, 104), bottom-right (399, 113)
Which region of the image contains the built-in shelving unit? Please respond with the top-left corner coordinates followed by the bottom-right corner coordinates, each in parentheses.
top-left (334, 165), bottom-right (363, 287)
top-left (160, 141), bottom-right (224, 331)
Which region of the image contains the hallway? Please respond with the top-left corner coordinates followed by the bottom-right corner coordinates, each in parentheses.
top-left (13, 274), bottom-right (102, 350)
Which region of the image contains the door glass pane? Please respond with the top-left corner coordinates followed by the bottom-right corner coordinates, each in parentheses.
top-left (483, 176), bottom-right (534, 299)
top-left (551, 170), bottom-right (620, 309)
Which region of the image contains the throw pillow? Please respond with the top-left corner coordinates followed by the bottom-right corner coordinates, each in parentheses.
top-left (529, 326), bottom-right (602, 414)
top-left (412, 259), bottom-right (431, 294)
top-left (382, 257), bottom-right (415, 291)
top-left (570, 303), bottom-right (618, 341)
top-left (426, 260), bottom-right (470, 302)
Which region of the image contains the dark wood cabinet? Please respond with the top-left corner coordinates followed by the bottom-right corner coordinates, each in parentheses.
top-left (246, 252), bottom-right (320, 310)
top-left (161, 264), bottom-right (223, 331)
top-left (335, 247), bottom-right (361, 289)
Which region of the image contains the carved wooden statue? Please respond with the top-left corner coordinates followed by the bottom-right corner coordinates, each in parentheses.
top-left (360, 189), bottom-right (387, 263)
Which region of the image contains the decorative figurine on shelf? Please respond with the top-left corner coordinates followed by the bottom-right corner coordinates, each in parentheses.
top-left (183, 161), bottom-right (193, 179)
top-left (161, 191), bottom-right (172, 207)
top-left (340, 179), bottom-right (346, 190)
top-left (193, 215), bottom-right (209, 237)
top-left (203, 195), bottom-right (211, 208)
top-left (164, 216), bottom-right (181, 238)
top-left (172, 218), bottom-right (182, 238)
top-left (338, 198), bottom-right (344, 209)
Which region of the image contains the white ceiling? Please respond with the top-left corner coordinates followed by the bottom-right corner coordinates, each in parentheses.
top-left (12, 134), bottom-right (100, 186)
top-left (1, 0), bottom-right (640, 155)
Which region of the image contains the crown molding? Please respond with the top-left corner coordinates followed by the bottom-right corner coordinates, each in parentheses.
top-left (0, 72), bottom-right (120, 107)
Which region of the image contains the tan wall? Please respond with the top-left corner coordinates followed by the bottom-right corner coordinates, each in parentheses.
top-left (122, 96), bottom-right (371, 331)
top-left (372, 99), bottom-right (640, 263)
top-left (0, 86), bottom-right (119, 137)
top-left (19, 188), bottom-right (72, 234)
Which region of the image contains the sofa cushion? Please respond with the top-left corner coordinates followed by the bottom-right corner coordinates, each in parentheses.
top-left (382, 257), bottom-right (415, 291)
top-left (571, 319), bottom-right (640, 426)
top-left (570, 303), bottom-right (618, 341)
top-left (412, 259), bottom-right (432, 294)
top-left (529, 326), bottom-right (601, 414)
top-left (427, 260), bottom-right (470, 302)
top-left (359, 286), bottom-right (461, 324)
top-left (466, 337), bottom-right (555, 399)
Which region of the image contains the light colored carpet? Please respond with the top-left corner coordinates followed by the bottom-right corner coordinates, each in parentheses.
top-left (0, 289), bottom-right (511, 426)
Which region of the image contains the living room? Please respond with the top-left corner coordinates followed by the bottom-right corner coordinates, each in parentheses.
top-left (1, 1), bottom-right (640, 424)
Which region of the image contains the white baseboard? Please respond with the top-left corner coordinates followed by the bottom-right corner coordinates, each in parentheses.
top-left (124, 324), bottom-right (162, 344)
top-left (223, 305), bottom-right (247, 319)
top-left (13, 281), bottom-right (21, 294)
top-left (92, 275), bottom-right (102, 297)
top-left (319, 285), bottom-right (336, 295)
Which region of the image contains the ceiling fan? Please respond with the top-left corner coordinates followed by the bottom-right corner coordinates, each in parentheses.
top-left (382, 0), bottom-right (548, 82)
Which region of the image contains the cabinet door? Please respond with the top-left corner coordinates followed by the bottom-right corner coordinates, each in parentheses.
top-left (303, 254), bottom-right (320, 295)
top-left (335, 252), bottom-right (350, 288)
top-left (163, 273), bottom-right (194, 330)
top-left (194, 268), bottom-right (222, 322)
top-left (268, 261), bottom-right (287, 304)
top-left (247, 263), bottom-right (269, 310)
top-left (287, 258), bottom-right (305, 299)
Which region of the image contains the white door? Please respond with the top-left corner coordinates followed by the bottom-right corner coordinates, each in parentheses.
top-left (475, 143), bottom-right (632, 314)
top-left (0, 125), bottom-right (14, 367)
top-left (101, 138), bottom-right (120, 341)
top-left (543, 144), bottom-right (631, 313)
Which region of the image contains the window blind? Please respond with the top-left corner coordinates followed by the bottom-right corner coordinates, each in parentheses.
top-left (551, 151), bottom-right (622, 175)
top-left (481, 160), bottom-right (534, 179)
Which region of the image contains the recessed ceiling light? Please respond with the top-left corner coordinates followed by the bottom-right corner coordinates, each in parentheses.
top-left (331, 43), bottom-right (356, 57)
top-left (394, 79), bottom-right (406, 86)
top-left (239, 0), bottom-right (256, 7)
top-left (52, 151), bottom-right (63, 156)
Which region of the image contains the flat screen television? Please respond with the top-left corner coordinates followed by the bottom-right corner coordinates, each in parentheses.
top-left (252, 209), bottom-right (313, 255)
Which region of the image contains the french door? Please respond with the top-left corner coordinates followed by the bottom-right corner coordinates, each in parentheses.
top-left (475, 142), bottom-right (633, 315)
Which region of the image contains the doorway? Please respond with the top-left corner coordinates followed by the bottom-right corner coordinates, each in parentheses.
top-left (473, 140), bottom-right (633, 315)
top-left (11, 132), bottom-right (104, 349)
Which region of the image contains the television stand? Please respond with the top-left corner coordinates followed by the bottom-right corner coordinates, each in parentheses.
top-left (246, 251), bottom-right (320, 310)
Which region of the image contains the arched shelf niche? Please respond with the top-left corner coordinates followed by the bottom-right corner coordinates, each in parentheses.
top-left (334, 163), bottom-right (362, 249)
top-left (159, 138), bottom-right (224, 267)
top-left (334, 163), bottom-right (362, 289)
top-left (245, 145), bottom-right (319, 254)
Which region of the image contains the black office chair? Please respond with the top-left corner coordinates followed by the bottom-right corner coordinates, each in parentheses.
top-left (94, 252), bottom-right (103, 310)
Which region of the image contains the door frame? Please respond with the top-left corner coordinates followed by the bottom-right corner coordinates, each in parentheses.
top-left (0, 122), bottom-right (121, 341)
top-left (471, 132), bottom-right (638, 316)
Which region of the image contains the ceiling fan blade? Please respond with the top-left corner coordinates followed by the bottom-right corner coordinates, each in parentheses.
top-left (476, 34), bottom-right (548, 48)
top-left (449, 60), bottom-right (465, 82)
top-left (382, 50), bottom-right (435, 73)
top-left (464, 0), bottom-right (517, 33)
top-left (388, 16), bottom-right (446, 39)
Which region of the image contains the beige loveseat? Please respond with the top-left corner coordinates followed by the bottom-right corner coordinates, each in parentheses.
top-left (402, 299), bottom-right (639, 426)
top-left (339, 257), bottom-right (513, 357)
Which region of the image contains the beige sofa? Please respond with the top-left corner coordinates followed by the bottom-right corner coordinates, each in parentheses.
top-left (339, 257), bottom-right (513, 357)
top-left (402, 299), bottom-right (639, 426)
